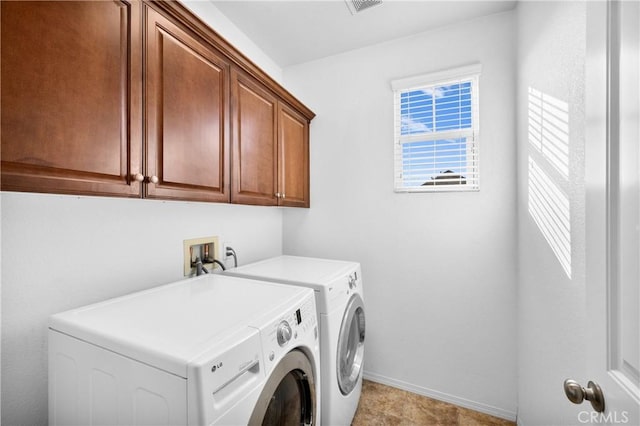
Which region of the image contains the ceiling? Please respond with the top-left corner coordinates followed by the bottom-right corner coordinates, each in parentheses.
top-left (211, 0), bottom-right (518, 68)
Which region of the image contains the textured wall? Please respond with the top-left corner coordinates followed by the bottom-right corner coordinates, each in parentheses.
top-left (282, 11), bottom-right (518, 419)
top-left (1, 194), bottom-right (283, 425)
top-left (516, 2), bottom-right (587, 425)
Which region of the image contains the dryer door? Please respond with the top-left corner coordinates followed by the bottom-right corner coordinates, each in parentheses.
top-left (336, 293), bottom-right (365, 395)
top-left (249, 349), bottom-right (317, 426)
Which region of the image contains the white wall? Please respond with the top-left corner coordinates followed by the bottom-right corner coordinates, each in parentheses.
top-left (1, 195), bottom-right (283, 425)
top-left (282, 11), bottom-right (517, 420)
top-left (181, 0), bottom-right (283, 83)
top-left (0, 2), bottom-right (284, 424)
top-left (516, 2), bottom-right (587, 425)
top-left (0, 196), bottom-right (3, 423)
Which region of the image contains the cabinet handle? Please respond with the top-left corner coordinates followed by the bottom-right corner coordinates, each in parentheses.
top-left (133, 173), bottom-right (144, 182)
top-left (275, 192), bottom-right (281, 198)
top-left (149, 175), bottom-right (159, 184)
top-left (282, 193), bottom-right (286, 199)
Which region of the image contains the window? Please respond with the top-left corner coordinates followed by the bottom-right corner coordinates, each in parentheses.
top-left (392, 64), bottom-right (481, 192)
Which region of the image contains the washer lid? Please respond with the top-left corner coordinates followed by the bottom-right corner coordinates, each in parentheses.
top-left (227, 256), bottom-right (359, 290)
top-left (49, 274), bottom-right (311, 378)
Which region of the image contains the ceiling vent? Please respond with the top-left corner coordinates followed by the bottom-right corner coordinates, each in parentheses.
top-left (345, 0), bottom-right (383, 15)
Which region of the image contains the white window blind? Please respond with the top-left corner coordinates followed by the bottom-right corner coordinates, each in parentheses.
top-left (392, 64), bottom-right (481, 192)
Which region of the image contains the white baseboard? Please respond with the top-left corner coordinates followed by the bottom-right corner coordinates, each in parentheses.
top-left (363, 370), bottom-right (517, 422)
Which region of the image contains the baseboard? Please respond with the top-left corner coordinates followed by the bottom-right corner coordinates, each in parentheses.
top-left (363, 370), bottom-right (517, 422)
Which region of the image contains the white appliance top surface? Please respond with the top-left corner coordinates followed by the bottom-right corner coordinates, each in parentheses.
top-left (49, 274), bottom-right (311, 377)
top-left (227, 255), bottom-right (358, 289)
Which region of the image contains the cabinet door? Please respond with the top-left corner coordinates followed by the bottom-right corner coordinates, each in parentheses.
top-left (144, 6), bottom-right (229, 202)
top-left (1, 1), bottom-right (142, 197)
top-left (230, 69), bottom-right (278, 206)
top-left (278, 104), bottom-right (310, 208)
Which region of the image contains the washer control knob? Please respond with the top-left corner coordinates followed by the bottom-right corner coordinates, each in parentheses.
top-left (276, 321), bottom-right (292, 346)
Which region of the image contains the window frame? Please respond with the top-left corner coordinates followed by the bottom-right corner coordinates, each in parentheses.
top-left (391, 64), bottom-right (481, 193)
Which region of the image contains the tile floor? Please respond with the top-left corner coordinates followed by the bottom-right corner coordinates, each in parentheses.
top-left (351, 380), bottom-right (516, 426)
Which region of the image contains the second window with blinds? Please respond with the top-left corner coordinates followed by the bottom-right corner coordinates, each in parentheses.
top-left (392, 64), bottom-right (481, 192)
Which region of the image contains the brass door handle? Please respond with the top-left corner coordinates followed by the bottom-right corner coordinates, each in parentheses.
top-left (564, 379), bottom-right (605, 412)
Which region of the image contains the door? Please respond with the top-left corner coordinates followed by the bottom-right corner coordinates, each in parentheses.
top-left (1, 0), bottom-right (142, 198)
top-left (144, 6), bottom-right (229, 202)
top-left (583, 0), bottom-right (640, 423)
top-left (249, 350), bottom-right (316, 425)
top-left (230, 69), bottom-right (279, 206)
top-left (336, 293), bottom-right (365, 396)
top-left (278, 103), bottom-right (310, 208)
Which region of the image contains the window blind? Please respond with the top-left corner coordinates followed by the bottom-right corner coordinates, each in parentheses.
top-left (392, 64), bottom-right (481, 192)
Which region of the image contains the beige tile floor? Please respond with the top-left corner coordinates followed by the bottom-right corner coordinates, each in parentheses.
top-left (351, 380), bottom-right (516, 426)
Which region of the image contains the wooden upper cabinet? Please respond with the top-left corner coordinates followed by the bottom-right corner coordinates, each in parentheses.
top-left (230, 68), bottom-right (312, 207)
top-left (1, 0), bottom-right (143, 197)
top-left (2, 0), bottom-right (312, 206)
top-left (230, 69), bottom-right (278, 206)
top-left (144, 6), bottom-right (229, 202)
top-left (278, 104), bottom-right (310, 208)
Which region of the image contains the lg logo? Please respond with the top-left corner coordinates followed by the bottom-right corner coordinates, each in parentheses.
top-left (211, 361), bottom-right (223, 372)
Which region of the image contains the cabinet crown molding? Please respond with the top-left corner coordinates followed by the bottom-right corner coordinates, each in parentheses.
top-left (147, 0), bottom-right (315, 121)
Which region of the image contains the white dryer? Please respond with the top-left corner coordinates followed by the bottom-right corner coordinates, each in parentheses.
top-left (226, 255), bottom-right (365, 426)
top-left (48, 274), bottom-right (321, 425)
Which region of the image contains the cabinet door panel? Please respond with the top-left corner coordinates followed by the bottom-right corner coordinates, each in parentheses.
top-left (231, 70), bottom-right (278, 205)
top-left (145, 7), bottom-right (229, 202)
top-left (278, 105), bottom-right (310, 208)
top-left (1, 0), bottom-right (142, 197)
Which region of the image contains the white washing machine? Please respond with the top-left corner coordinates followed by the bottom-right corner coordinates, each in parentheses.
top-left (225, 255), bottom-right (365, 426)
top-left (48, 274), bottom-right (321, 425)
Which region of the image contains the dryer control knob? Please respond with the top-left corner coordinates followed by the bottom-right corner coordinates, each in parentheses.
top-left (348, 275), bottom-right (356, 289)
top-left (277, 321), bottom-right (292, 346)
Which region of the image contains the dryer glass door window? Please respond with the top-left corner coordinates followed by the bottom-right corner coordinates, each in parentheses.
top-left (250, 350), bottom-right (317, 425)
top-left (337, 293), bottom-right (365, 395)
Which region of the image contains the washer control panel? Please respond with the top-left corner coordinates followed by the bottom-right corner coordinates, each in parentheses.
top-left (348, 270), bottom-right (359, 289)
top-left (262, 293), bottom-right (317, 373)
